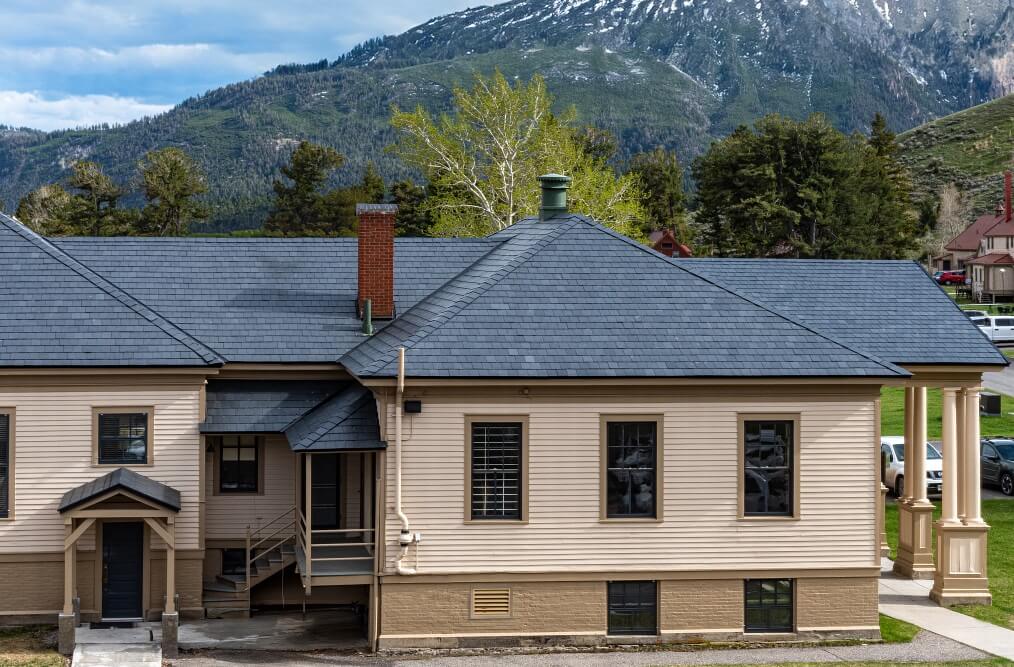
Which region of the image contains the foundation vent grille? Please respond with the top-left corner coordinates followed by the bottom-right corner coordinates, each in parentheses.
top-left (471, 588), bottom-right (511, 617)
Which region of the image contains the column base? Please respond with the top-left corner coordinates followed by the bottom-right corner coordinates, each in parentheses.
top-left (930, 522), bottom-right (991, 607)
top-left (879, 485), bottom-right (891, 558)
top-left (161, 612), bottom-right (179, 658)
top-left (894, 501), bottom-right (936, 579)
top-left (58, 613), bottom-right (75, 656)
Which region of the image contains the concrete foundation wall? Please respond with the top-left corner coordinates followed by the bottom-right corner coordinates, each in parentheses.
top-left (378, 575), bottom-right (880, 649)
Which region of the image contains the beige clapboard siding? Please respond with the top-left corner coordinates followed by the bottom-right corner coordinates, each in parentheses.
top-left (384, 389), bottom-right (877, 573)
top-left (0, 379), bottom-right (203, 553)
top-left (205, 435), bottom-right (297, 539)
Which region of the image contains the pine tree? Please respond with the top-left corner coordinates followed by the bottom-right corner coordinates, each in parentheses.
top-left (265, 141), bottom-right (346, 236)
top-left (627, 147), bottom-right (688, 241)
top-left (137, 147), bottom-right (209, 236)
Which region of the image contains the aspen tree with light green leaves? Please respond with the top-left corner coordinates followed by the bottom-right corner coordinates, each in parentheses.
top-left (390, 71), bottom-right (645, 239)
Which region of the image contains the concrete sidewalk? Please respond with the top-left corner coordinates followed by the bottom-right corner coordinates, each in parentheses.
top-left (879, 558), bottom-right (1014, 660)
top-left (71, 623), bottom-right (161, 667)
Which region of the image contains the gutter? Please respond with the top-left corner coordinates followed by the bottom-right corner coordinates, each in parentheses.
top-left (394, 347), bottom-right (418, 575)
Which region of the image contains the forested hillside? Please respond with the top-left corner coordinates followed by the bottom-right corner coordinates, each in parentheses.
top-left (2, 0), bottom-right (1012, 231)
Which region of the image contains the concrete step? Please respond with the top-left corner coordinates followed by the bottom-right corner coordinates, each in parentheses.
top-left (203, 593), bottom-right (248, 605)
top-left (72, 643), bottom-right (161, 667)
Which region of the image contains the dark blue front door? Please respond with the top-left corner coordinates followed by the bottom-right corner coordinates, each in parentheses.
top-left (102, 522), bottom-right (143, 619)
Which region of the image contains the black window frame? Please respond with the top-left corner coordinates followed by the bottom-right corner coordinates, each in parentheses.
top-left (469, 421), bottom-right (524, 521)
top-left (742, 418), bottom-right (796, 518)
top-left (96, 410), bottom-right (150, 466)
top-left (217, 435), bottom-right (260, 494)
top-left (0, 412), bottom-right (9, 519)
top-left (604, 420), bottom-right (659, 519)
top-left (744, 579), bottom-right (794, 633)
top-left (607, 580), bottom-right (658, 635)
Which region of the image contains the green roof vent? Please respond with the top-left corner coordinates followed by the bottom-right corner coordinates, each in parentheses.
top-left (538, 174), bottom-right (571, 221)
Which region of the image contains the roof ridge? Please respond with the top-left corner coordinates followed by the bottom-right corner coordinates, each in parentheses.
top-left (342, 219), bottom-right (575, 377)
top-left (571, 216), bottom-right (908, 377)
top-left (0, 213), bottom-right (224, 365)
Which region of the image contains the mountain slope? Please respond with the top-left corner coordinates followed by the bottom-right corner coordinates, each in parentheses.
top-left (2, 0), bottom-right (1013, 231)
top-left (898, 93), bottom-right (1014, 213)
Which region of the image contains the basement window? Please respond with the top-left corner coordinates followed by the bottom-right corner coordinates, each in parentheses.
top-left (745, 579), bottom-right (794, 632)
top-left (607, 581), bottom-right (657, 635)
top-left (222, 548), bottom-right (245, 576)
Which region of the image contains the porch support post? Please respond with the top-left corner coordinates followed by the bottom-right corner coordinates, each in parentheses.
top-left (876, 397), bottom-right (890, 558)
top-left (931, 387), bottom-right (991, 606)
top-left (956, 390), bottom-right (967, 522)
top-left (161, 516), bottom-right (178, 659)
top-left (895, 385), bottom-right (935, 579)
top-left (59, 519), bottom-right (76, 655)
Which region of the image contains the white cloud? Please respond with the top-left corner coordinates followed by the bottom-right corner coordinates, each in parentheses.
top-left (0, 91), bottom-right (171, 131)
top-left (0, 43), bottom-right (284, 75)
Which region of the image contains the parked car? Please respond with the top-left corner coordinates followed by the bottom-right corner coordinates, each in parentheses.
top-left (881, 436), bottom-right (943, 497)
top-left (981, 437), bottom-right (1014, 496)
top-left (963, 310), bottom-right (988, 319)
top-left (932, 271), bottom-right (945, 282)
top-left (973, 315), bottom-right (1014, 342)
top-left (937, 270), bottom-right (967, 285)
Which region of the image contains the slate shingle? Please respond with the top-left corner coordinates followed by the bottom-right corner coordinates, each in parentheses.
top-left (201, 380), bottom-right (347, 433)
top-left (58, 467), bottom-right (181, 513)
top-left (0, 214), bottom-right (221, 367)
top-left (340, 216), bottom-right (910, 378)
top-left (285, 385), bottom-right (384, 451)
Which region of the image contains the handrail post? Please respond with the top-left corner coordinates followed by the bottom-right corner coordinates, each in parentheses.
top-left (245, 525), bottom-right (252, 596)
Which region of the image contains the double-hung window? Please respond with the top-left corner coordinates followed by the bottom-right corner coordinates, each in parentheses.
top-left (216, 435), bottom-right (260, 493)
top-left (0, 411), bottom-right (11, 519)
top-left (604, 419), bottom-right (660, 519)
top-left (468, 420), bottom-right (525, 521)
top-left (742, 417), bottom-right (797, 517)
top-left (96, 409), bottom-right (151, 465)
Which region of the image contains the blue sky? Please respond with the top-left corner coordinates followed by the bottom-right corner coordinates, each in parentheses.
top-left (0, 1), bottom-right (480, 131)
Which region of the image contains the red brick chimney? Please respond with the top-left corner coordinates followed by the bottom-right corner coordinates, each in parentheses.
top-left (1005, 171), bottom-right (1012, 223)
top-left (357, 203), bottom-right (397, 319)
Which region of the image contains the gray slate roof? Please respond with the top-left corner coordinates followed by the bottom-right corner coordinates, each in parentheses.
top-left (201, 380), bottom-right (347, 433)
top-left (58, 467), bottom-right (181, 512)
top-left (0, 213), bottom-right (221, 367)
top-left (679, 259), bottom-right (1007, 366)
top-left (55, 236), bottom-right (495, 363)
top-left (340, 216), bottom-right (908, 378)
top-left (285, 385), bottom-right (384, 451)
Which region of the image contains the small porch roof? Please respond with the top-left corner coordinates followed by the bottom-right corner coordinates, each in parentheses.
top-left (285, 385), bottom-right (385, 452)
top-left (58, 468), bottom-right (181, 513)
top-left (201, 380), bottom-right (347, 433)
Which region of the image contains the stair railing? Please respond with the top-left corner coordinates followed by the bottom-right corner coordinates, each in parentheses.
top-left (244, 506), bottom-right (298, 593)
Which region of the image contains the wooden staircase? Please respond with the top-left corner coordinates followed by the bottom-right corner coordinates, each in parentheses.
top-left (203, 509), bottom-right (298, 619)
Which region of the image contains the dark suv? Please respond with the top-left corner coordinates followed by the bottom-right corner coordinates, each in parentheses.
top-left (981, 437), bottom-right (1014, 496)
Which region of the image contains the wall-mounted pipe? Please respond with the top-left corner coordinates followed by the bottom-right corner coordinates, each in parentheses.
top-left (394, 346), bottom-right (416, 575)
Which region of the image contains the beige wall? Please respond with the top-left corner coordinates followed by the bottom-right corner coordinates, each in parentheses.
top-left (205, 434), bottom-right (297, 539)
top-left (383, 385), bottom-right (879, 574)
top-left (0, 376), bottom-right (204, 553)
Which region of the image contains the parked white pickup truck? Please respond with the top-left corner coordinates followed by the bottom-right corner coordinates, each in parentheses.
top-left (880, 436), bottom-right (943, 497)
top-left (971, 315), bottom-right (1014, 343)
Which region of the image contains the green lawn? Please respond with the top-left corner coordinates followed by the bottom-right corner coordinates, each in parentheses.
top-left (879, 614), bottom-right (920, 643)
top-left (881, 387), bottom-right (1014, 437)
top-left (0, 627), bottom-right (63, 667)
top-left (885, 500), bottom-right (1014, 630)
top-left (685, 663), bottom-right (1013, 667)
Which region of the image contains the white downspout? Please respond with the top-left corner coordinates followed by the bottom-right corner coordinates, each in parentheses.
top-left (394, 347), bottom-right (417, 575)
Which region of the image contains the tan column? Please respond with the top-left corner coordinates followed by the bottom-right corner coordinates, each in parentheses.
top-left (165, 518), bottom-right (176, 614)
top-left (941, 388), bottom-right (961, 525)
top-left (957, 389), bottom-right (967, 522)
top-left (63, 520), bottom-right (75, 615)
top-left (912, 386), bottom-right (929, 504)
top-left (964, 387), bottom-right (984, 525)
top-left (903, 387), bottom-right (915, 502)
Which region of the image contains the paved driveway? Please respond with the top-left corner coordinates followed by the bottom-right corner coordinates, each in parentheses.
top-left (984, 352), bottom-right (1014, 395)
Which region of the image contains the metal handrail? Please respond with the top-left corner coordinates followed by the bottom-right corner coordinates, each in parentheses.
top-left (310, 527), bottom-right (375, 534)
top-left (244, 506), bottom-right (300, 594)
